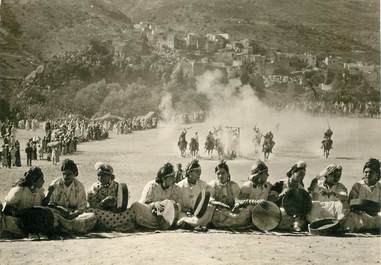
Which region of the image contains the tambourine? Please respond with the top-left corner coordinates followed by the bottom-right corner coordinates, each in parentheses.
top-left (251, 201), bottom-right (281, 231)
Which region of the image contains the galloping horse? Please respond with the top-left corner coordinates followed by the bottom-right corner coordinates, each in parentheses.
top-left (205, 133), bottom-right (215, 157)
top-left (321, 138), bottom-right (333, 158)
top-left (178, 132), bottom-right (188, 157)
top-left (262, 138), bottom-right (274, 160)
top-left (189, 137), bottom-right (199, 157)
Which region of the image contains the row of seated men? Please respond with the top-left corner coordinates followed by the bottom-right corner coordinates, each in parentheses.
top-left (0, 157), bottom-right (380, 238)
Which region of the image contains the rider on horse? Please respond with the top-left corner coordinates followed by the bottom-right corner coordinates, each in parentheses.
top-left (263, 131), bottom-right (275, 153)
top-left (324, 128), bottom-right (333, 140)
top-left (321, 128), bottom-right (333, 148)
top-left (178, 129), bottom-right (187, 145)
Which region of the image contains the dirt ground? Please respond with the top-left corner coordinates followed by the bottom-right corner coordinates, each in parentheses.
top-left (0, 115), bottom-right (380, 265)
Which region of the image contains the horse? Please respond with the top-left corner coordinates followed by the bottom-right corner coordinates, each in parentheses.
top-left (321, 138), bottom-right (332, 159)
top-left (205, 135), bottom-right (215, 158)
top-left (262, 138), bottom-right (274, 160)
top-left (178, 137), bottom-right (187, 157)
top-left (189, 137), bottom-right (199, 157)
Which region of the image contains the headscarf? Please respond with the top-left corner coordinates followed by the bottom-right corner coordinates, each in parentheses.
top-left (287, 160), bottom-right (307, 178)
top-left (60, 158), bottom-right (78, 177)
top-left (363, 158), bottom-right (381, 177)
top-left (14, 167), bottom-right (44, 187)
top-left (250, 160), bottom-right (268, 180)
top-left (95, 162), bottom-right (115, 179)
top-left (155, 162), bottom-right (175, 184)
top-left (215, 160), bottom-right (229, 174)
top-left (185, 159), bottom-right (201, 177)
top-left (318, 164), bottom-right (342, 179)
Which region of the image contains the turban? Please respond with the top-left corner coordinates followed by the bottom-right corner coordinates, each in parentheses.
top-left (250, 160), bottom-right (268, 180)
top-left (318, 164), bottom-right (342, 179)
top-left (15, 167), bottom-right (44, 187)
top-left (287, 160), bottom-right (306, 178)
top-left (363, 158), bottom-right (381, 176)
top-left (60, 159), bottom-right (78, 177)
top-left (95, 162), bottom-right (114, 177)
top-left (215, 160), bottom-right (229, 174)
top-left (186, 159), bottom-right (201, 174)
top-left (156, 162), bottom-right (175, 184)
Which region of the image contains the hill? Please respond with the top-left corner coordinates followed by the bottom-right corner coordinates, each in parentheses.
top-left (115, 0), bottom-right (379, 61)
top-left (0, 0), bottom-right (379, 119)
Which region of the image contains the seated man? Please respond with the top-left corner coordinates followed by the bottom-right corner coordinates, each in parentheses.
top-left (269, 161), bottom-right (309, 231)
top-left (212, 160), bottom-right (270, 229)
top-left (87, 162), bottom-right (134, 231)
top-left (307, 164), bottom-right (349, 223)
top-left (129, 163), bottom-right (180, 230)
top-left (341, 158), bottom-right (381, 232)
top-left (1, 167), bottom-right (49, 238)
top-left (48, 159), bottom-right (97, 234)
top-left (176, 159), bottom-right (214, 230)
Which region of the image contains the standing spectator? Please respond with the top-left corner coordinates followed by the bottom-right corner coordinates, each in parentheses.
top-left (10, 145), bottom-right (16, 166)
top-left (25, 143), bottom-right (33, 166)
top-left (32, 142), bottom-right (38, 160)
top-left (52, 145), bottom-right (59, 165)
top-left (15, 145), bottom-right (21, 167)
top-left (14, 139), bottom-right (20, 149)
top-left (38, 144), bottom-right (43, 160)
top-left (5, 144), bottom-right (11, 168)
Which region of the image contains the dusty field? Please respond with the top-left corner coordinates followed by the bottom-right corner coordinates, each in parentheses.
top-left (0, 115), bottom-right (380, 265)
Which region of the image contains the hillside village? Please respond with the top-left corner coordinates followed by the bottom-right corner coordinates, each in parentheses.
top-left (0, 0), bottom-right (379, 120)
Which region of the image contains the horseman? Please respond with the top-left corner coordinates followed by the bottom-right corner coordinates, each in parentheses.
top-left (322, 128), bottom-right (333, 149)
top-left (263, 131), bottom-right (275, 152)
top-left (178, 129), bottom-right (187, 145)
top-left (324, 128), bottom-right (333, 140)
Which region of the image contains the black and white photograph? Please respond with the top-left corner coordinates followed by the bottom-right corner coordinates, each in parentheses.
top-left (0, 0), bottom-right (380, 264)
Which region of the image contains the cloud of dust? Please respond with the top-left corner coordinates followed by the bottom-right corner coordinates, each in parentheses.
top-left (194, 70), bottom-right (333, 158)
top-left (156, 69), bottom-right (371, 160)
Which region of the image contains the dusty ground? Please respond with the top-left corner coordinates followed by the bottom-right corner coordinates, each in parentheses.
top-left (0, 115), bottom-right (380, 265)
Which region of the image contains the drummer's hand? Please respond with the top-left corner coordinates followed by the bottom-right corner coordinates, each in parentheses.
top-left (231, 202), bottom-right (241, 213)
top-left (67, 211), bottom-right (80, 219)
top-left (153, 201), bottom-right (165, 212)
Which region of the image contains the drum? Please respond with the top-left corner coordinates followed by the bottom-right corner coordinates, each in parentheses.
top-left (117, 183), bottom-right (129, 211)
top-left (309, 218), bottom-right (342, 236)
top-left (212, 207), bottom-right (252, 228)
top-left (251, 201), bottom-right (281, 231)
top-left (350, 199), bottom-right (380, 216)
top-left (18, 206), bottom-right (56, 235)
top-left (282, 189), bottom-right (312, 216)
top-left (157, 200), bottom-right (179, 229)
top-left (193, 190), bottom-right (211, 218)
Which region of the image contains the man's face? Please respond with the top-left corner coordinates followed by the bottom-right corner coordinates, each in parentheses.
top-left (98, 172), bottom-right (112, 186)
top-left (217, 168), bottom-right (229, 184)
top-left (364, 168), bottom-right (379, 186)
top-left (62, 169), bottom-right (75, 185)
top-left (291, 168), bottom-right (306, 184)
top-left (252, 171), bottom-right (269, 186)
top-left (326, 170), bottom-right (341, 186)
top-left (187, 168), bottom-right (201, 185)
top-left (35, 176), bottom-right (45, 189)
top-left (162, 174), bottom-right (175, 189)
